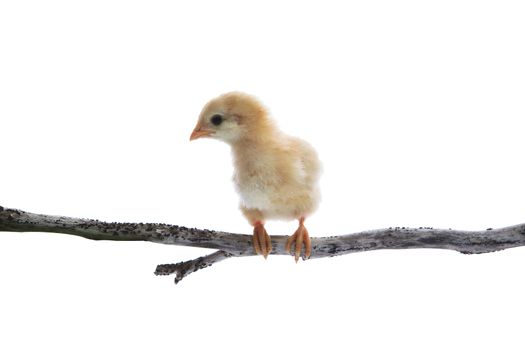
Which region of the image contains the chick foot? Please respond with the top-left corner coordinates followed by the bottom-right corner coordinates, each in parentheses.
top-left (252, 222), bottom-right (272, 259)
top-left (286, 219), bottom-right (311, 262)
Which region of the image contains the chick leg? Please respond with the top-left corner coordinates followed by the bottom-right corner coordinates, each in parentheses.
top-left (285, 217), bottom-right (311, 262)
top-left (252, 221), bottom-right (272, 259)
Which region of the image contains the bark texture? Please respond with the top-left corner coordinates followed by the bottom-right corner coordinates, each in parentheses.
top-left (2, 205), bottom-right (525, 283)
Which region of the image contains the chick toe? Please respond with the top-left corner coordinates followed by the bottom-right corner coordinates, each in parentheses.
top-left (286, 222), bottom-right (311, 262)
top-left (252, 222), bottom-right (272, 258)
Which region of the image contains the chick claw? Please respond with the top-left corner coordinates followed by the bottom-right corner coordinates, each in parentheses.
top-left (252, 223), bottom-right (272, 259)
top-left (286, 223), bottom-right (311, 262)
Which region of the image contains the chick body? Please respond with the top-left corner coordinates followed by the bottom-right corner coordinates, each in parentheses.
top-left (232, 132), bottom-right (321, 223)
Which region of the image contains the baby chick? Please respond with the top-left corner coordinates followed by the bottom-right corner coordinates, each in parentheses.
top-left (190, 92), bottom-right (321, 262)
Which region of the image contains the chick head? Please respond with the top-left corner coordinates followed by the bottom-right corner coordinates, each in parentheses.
top-left (190, 91), bottom-right (274, 144)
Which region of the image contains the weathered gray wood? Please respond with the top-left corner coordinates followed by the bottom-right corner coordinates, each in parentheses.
top-left (2, 205), bottom-right (525, 283)
top-left (155, 251), bottom-right (233, 284)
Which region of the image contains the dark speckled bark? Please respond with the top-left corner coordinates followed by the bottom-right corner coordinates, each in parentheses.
top-left (2, 206), bottom-right (525, 283)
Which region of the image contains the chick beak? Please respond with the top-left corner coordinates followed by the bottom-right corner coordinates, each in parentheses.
top-left (190, 124), bottom-right (213, 141)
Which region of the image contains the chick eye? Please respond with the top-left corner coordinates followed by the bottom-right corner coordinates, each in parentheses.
top-left (210, 114), bottom-right (223, 126)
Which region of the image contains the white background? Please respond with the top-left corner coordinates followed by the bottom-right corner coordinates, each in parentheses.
top-left (1, 1), bottom-right (524, 349)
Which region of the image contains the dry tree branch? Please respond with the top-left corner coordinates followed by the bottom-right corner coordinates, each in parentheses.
top-left (2, 205), bottom-right (525, 284)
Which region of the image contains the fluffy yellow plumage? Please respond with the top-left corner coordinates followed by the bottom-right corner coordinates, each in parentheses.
top-left (190, 92), bottom-right (321, 261)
